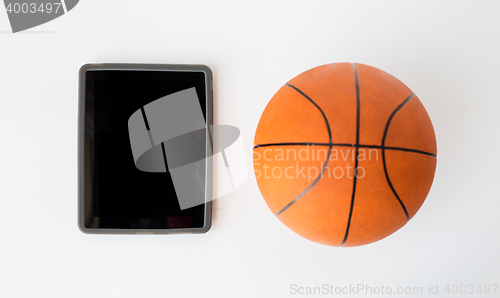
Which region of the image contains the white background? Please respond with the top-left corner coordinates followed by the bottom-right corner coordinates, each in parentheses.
top-left (1, 1), bottom-right (499, 297)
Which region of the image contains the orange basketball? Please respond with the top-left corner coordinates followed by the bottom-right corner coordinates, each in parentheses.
top-left (253, 63), bottom-right (437, 247)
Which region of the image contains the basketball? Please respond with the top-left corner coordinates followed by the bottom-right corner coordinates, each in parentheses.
top-left (253, 63), bottom-right (437, 247)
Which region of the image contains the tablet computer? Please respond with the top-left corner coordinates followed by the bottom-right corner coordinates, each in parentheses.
top-left (78, 63), bottom-right (212, 234)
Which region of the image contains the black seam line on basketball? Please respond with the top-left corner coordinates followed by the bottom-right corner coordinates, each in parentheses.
top-left (140, 107), bottom-right (151, 130)
top-left (377, 146), bottom-right (436, 158)
top-left (284, 84), bottom-right (333, 142)
top-left (275, 84), bottom-right (333, 217)
top-left (340, 63), bottom-right (360, 247)
top-left (252, 142), bottom-right (437, 158)
top-left (253, 142), bottom-right (353, 148)
top-left (275, 145), bottom-right (333, 217)
top-left (382, 93), bottom-right (415, 222)
top-left (160, 142), bottom-right (169, 171)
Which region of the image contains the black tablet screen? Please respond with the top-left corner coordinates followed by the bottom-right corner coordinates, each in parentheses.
top-left (83, 70), bottom-right (207, 229)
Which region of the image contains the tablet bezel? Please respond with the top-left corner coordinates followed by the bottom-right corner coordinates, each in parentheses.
top-left (78, 63), bottom-right (213, 234)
